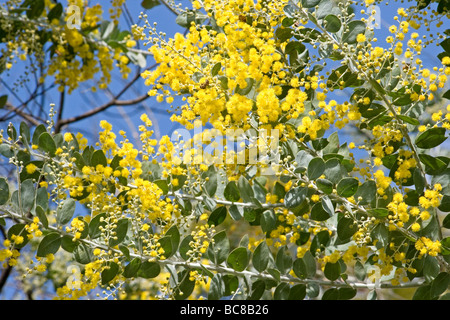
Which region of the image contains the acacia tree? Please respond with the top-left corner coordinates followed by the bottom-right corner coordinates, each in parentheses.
top-left (0, 0), bottom-right (450, 300)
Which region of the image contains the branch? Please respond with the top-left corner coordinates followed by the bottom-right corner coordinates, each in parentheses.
top-left (3, 102), bottom-right (41, 127)
top-left (55, 62), bottom-right (158, 130)
top-left (56, 94), bottom-right (151, 130)
top-left (54, 89), bottom-right (66, 134)
top-left (0, 208), bottom-right (426, 291)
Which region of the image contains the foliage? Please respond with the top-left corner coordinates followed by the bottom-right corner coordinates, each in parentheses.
top-left (0, 0), bottom-right (450, 300)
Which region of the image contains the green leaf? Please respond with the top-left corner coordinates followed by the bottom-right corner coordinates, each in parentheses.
top-left (419, 154), bottom-right (448, 174)
top-left (174, 270), bottom-right (195, 300)
top-left (27, 0), bottom-right (45, 19)
top-left (0, 178), bottom-right (10, 205)
top-left (301, 0), bottom-right (321, 8)
top-left (56, 198), bottom-right (76, 226)
top-left (267, 268), bottom-right (281, 282)
top-left (249, 279), bottom-right (266, 300)
top-left (37, 233), bottom-right (61, 257)
top-left (324, 14), bottom-right (341, 33)
top-left (371, 223), bottom-right (388, 248)
top-left (20, 179), bottom-right (35, 213)
top-left (0, 95), bottom-right (7, 108)
top-left (38, 132), bottom-right (56, 156)
top-left (423, 255), bottom-right (440, 282)
top-left (227, 247), bottom-right (250, 272)
top-left (324, 262), bottom-right (341, 281)
top-left (275, 27), bottom-right (293, 43)
top-left (415, 127), bottom-right (447, 149)
top-left (179, 235), bottom-right (194, 260)
top-left (440, 37), bottom-right (450, 54)
top-left (354, 180), bottom-right (377, 205)
top-left (175, 10), bottom-right (208, 28)
top-left (208, 230), bottom-right (230, 265)
top-left (91, 149), bottom-right (107, 167)
top-left (308, 157), bottom-right (325, 180)
top-left (101, 262), bottom-right (120, 285)
top-left (19, 121), bottom-right (30, 145)
top-left (35, 206), bottom-right (48, 229)
top-left (306, 283), bottom-right (320, 298)
top-left (276, 246), bottom-right (293, 275)
top-left (324, 158), bottom-right (346, 184)
top-left (208, 206), bottom-right (227, 227)
top-left (6, 124), bottom-right (17, 141)
top-left (211, 62), bottom-right (221, 77)
top-left (393, 94), bottom-right (413, 106)
top-left (316, 178), bottom-right (333, 194)
top-left (274, 282), bottom-right (290, 300)
top-left (430, 272), bottom-right (450, 297)
top-left (35, 187), bottom-right (48, 212)
top-left (123, 258), bottom-right (141, 278)
top-left (443, 213), bottom-right (450, 228)
top-left (222, 275), bottom-right (239, 296)
top-left (61, 236), bottom-right (77, 253)
top-left (354, 260), bottom-right (366, 281)
top-left (159, 225), bottom-right (180, 259)
top-left (202, 165), bottom-right (217, 197)
top-left (413, 285), bottom-right (432, 300)
top-left (295, 150), bottom-right (314, 171)
top-left (235, 78), bottom-right (255, 96)
top-left (288, 284), bottom-right (307, 300)
top-left (368, 208), bottom-right (389, 218)
top-left (73, 243), bottom-right (92, 264)
top-left (285, 41), bottom-right (306, 56)
top-left (228, 204), bottom-right (243, 221)
top-left (342, 20), bottom-right (366, 44)
top-left (336, 177), bottom-right (359, 197)
top-left (237, 176), bottom-right (254, 203)
top-left (7, 224), bottom-right (29, 249)
top-left (316, 0), bottom-right (338, 19)
top-left (208, 274), bottom-right (225, 300)
top-left (438, 195), bottom-right (450, 213)
top-left (338, 287), bottom-right (357, 300)
top-left (154, 179), bottom-right (169, 195)
top-left (310, 230), bottom-right (330, 253)
top-left (141, 0), bottom-right (160, 9)
top-left (89, 213), bottom-right (107, 239)
top-left (47, 3), bottom-right (63, 21)
top-left (260, 210), bottom-right (277, 233)
top-left (310, 202), bottom-right (331, 221)
top-left (337, 216), bottom-right (357, 241)
top-left (322, 288), bottom-right (339, 300)
top-left (252, 241), bottom-right (271, 273)
top-left (293, 251), bottom-right (316, 278)
top-left (283, 3), bottom-right (298, 18)
top-left (32, 124), bottom-right (46, 146)
top-left (223, 181), bottom-right (241, 202)
top-left (321, 196), bottom-right (334, 216)
top-left (443, 89), bottom-right (450, 100)
top-left (109, 218), bottom-right (129, 247)
top-left (397, 114), bottom-right (420, 125)
top-left (138, 261), bottom-right (160, 279)
top-left (0, 144), bottom-right (14, 158)
top-left (284, 187), bottom-right (307, 208)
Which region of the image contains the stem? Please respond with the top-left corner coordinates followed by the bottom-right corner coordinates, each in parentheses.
top-left (0, 208), bottom-right (427, 291)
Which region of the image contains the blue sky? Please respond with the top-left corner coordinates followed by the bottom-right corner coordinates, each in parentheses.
top-left (0, 0), bottom-right (448, 299)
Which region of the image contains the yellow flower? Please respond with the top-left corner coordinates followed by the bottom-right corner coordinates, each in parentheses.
top-left (442, 56), bottom-right (450, 65)
top-left (25, 163), bottom-right (37, 174)
top-left (356, 33), bottom-right (366, 43)
top-left (64, 133), bottom-right (73, 142)
top-left (411, 223), bottom-right (421, 232)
